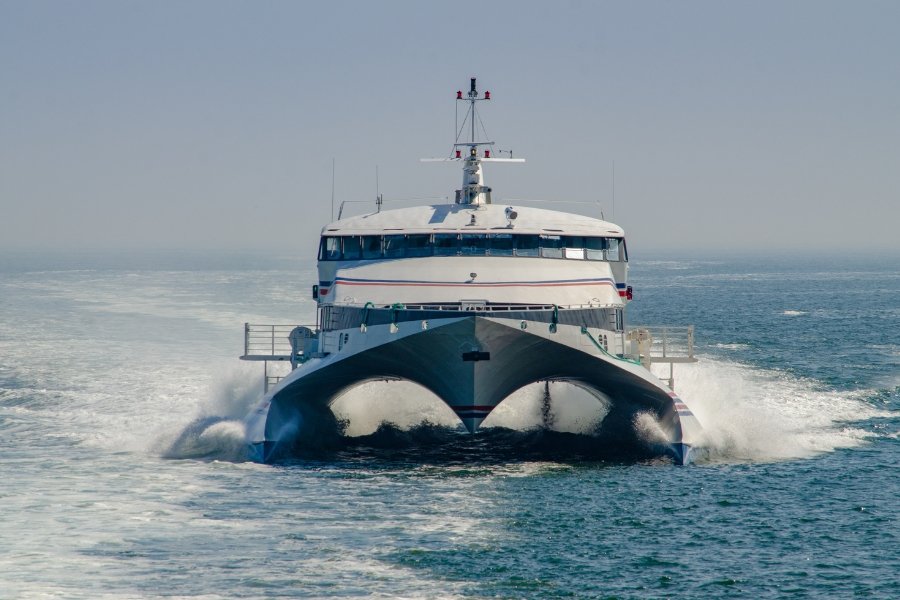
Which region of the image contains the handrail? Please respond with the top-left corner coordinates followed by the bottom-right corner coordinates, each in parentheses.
top-left (628, 325), bottom-right (695, 360)
top-left (317, 302), bottom-right (623, 311)
top-left (243, 323), bottom-right (317, 358)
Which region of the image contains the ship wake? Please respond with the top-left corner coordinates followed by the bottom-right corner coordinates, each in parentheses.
top-left (650, 357), bottom-right (890, 463)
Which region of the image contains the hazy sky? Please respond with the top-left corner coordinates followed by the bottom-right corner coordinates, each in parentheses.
top-left (2, 1), bottom-right (898, 255)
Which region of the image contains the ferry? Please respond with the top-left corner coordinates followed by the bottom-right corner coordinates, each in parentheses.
top-left (241, 79), bottom-right (703, 464)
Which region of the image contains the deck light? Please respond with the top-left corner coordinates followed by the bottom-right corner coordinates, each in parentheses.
top-left (484, 91), bottom-right (491, 100)
top-left (457, 90), bottom-right (462, 99)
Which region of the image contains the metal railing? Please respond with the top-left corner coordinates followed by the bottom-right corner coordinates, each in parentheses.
top-left (625, 325), bottom-right (697, 391)
top-left (631, 325), bottom-right (695, 360)
top-left (242, 323), bottom-right (316, 359)
top-left (328, 301), bottom-right (622, 311)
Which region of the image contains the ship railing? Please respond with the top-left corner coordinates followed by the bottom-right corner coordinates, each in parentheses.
top-left (624, 325), bottom-right (697, 391)
top-left (241, 323), bottom-right (318, 393)
top-left (629, 325), bottom-right (696, 361)
top-left (241, 323), bottom-right (316, 360)
top-left (326, 301), bottom-right (623, 311)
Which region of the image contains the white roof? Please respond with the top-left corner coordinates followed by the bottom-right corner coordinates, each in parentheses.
top-left (322, 203), bottom-right (625, 237)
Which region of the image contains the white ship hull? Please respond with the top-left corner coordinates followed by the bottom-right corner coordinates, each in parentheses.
top-left (245, 309), bottom-right (701, 464)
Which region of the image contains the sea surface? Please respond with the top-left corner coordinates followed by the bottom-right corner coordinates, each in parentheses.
top-left (1, 250), bottom-right (898, 599)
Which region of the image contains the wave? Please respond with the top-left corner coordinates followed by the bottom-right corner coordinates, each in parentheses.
top-left (712, 343), bottom-right (751, 350)
top-left (157, 364), bottom-right (263, 461)
top-left (162, 416), bottom-right (248, 461)
top-left (161, 356), bottom-right (894, 465)
top-left (653, 358), bottom-right (891, 463)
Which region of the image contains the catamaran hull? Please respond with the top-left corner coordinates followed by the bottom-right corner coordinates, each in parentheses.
top-left (244, 314), bottom-right (701, 464)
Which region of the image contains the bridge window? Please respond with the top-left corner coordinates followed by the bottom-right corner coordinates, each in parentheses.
top-left (433, 233), bottom-right (459, 256)
top-left (342, 236), bottom-right (361, 260)
top-left (361, 235), bottom-right (382, 259)
top-left (585, 237), bottom-right (607, 260)
top-left (319, 234), bottom-right (627, 262)
top-left (383, 235), bottom-right (406, 258)
top-left (564, 236), bottom-right (585, 260)
top-left (489, 233), bottom-right (514, 256)
top-left (607, 238), bottom-right (621, 262)
top-left (406, 234), bottom-right (432, 257)
top-left (540, 235), bottom-right (563, 258)
top-left (320, 236), bottom-right (342, 260)
top-left (514, 235), bottom-right (540, 257)
top-left (460, 234), bottom-right (488, 256)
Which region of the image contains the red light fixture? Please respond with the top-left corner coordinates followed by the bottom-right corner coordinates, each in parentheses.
top-left (455, 150), bottom-right (461, 158)
top-left (484, 91), bottom-right (491, 100)
top-left (484, 150), bottom-right (491, 158)
top-left (457, 90), bottom-right (463, 99)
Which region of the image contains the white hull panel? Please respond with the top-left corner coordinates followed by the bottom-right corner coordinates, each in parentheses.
top-left (321, 256), bottom-right (624, 307)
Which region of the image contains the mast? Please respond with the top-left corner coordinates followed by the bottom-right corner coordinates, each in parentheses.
top-left (423, 78), bottom-right (524, 205)
top-left (453, 77), bottom-right (494, 205)
top-left (469, 77), bottom-right (477, 145)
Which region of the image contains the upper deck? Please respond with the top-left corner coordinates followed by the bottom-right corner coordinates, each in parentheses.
top-left (321, 202), bottom-right (624, 238)
top-left (315, 204), bottom-right (630, 308)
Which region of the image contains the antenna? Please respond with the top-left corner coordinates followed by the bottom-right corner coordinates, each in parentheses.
top-left (331, 158), bottom-right (336, 221)
top-left (375, 165), bottom-right (384, 213)
top-left (612, 159), bottom-right (616, 222)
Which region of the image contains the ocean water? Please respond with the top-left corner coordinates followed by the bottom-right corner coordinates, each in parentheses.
top-left (1, 250), bottom-right (897, 599)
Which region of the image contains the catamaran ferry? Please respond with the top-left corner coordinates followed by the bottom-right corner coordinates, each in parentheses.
top-left (241, 79), bottom-right (703, 464)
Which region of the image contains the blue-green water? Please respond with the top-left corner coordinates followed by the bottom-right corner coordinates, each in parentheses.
top-left (1, 251), bottom-right (897, 598)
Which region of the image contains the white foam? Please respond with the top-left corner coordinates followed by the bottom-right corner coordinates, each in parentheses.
top-left (713, 343), bottom-right (750, 350)
top-left (483, 382), bottom-right (610, 433)
top-left (154, 353), bottom-right (887, 465)
top-left (654, 358), bottom-right (886, 463)
top-left (330, 380), bottom-right (611, 436)
top-left (331, 380), bottom-right (459, 436)
top-left (633, 411), bottom-right (670, 445)
top-left (782, 310), bottom-right (808, 316)
top-left (196, 362), bottom-right (268, 421)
